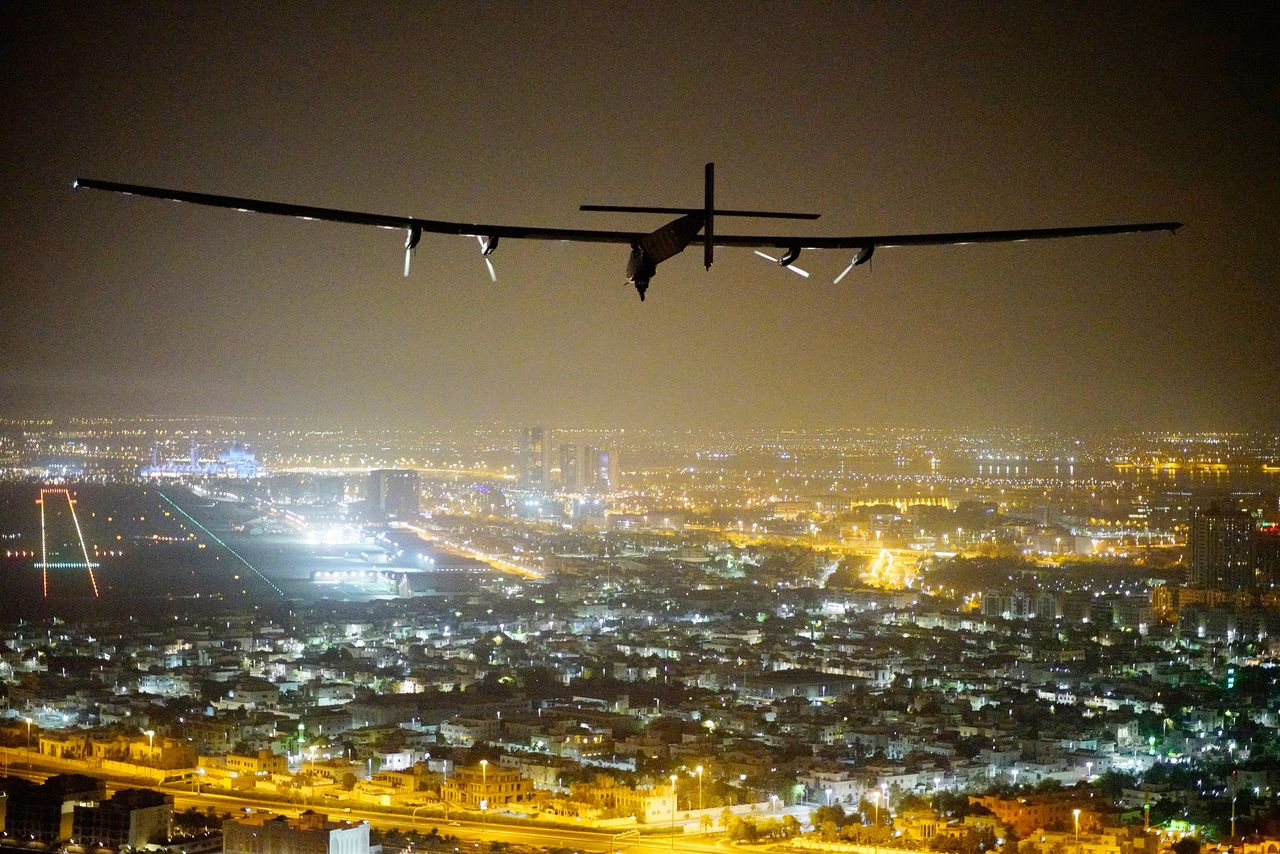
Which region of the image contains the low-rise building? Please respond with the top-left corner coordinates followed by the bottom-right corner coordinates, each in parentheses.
top-left (569, 776), bottom-right (675, 824)
top-left (71, 787), bottom-right (173, 849)
top-left (970, 794), bottom-right (1104, 837)
top-left (441, 764), bottom-right (535, 810)
top-left (439, 717), bottom-right (501, 746)
top-left (1, 773), bottom-right (106, 843)
top-left (226, 749), bottom-right (289, 777)
top-left (223, 811), bottom-right (368, 854)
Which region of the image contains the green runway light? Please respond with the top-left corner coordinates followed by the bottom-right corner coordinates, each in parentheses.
top-left (156, 491), bottom-right (284, 597)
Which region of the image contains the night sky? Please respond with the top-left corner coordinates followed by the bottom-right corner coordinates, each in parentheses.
top-left (3, 2), bottom-right (1277, 430)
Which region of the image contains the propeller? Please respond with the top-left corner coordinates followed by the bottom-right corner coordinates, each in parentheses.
top-left (834, 260), bottom-right (856, 285)
top-left (476, 235), bottom-right (498, 282)
top-left (834, 245), bottom-right (874, 284)
top-left (753, 249), bottom-right (809, 278)
top-left (403, 226), bottom-right (422, 277)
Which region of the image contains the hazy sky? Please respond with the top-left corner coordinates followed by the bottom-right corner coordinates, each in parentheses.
top-left (2, 2), bottom-right (1277, 430)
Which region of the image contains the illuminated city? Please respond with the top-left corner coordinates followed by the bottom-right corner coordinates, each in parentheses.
top-left (0, 419), bottom-right (1278, 853)
top-left (3, 4), bottom-right (1279, 854)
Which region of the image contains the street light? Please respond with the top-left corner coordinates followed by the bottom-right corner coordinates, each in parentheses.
top-left (695, 765), bottom-right (703, 812)
top-left (24, 718), bottom-right (33, 768)
top-left (1074, 808), bottom-right (1081, 854)
top-left (670, 774), bottom-right (679, 846)
top-left (870, 789), bottom-right (880, 825)
top-left (479, 759), bottom-right (488, 817)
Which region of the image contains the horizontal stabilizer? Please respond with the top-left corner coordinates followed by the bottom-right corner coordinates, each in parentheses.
top-left (581, 205), bottom-right (820, 220)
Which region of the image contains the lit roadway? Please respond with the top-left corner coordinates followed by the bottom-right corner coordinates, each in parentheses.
top-left (167, 792), bottom-right (716, 854)
top-left (0, 750), bottom-right (721, 853)
top-left (395, 522), bottom-right (544, 580)
top-left (277, 466), bottom-right (512, 481)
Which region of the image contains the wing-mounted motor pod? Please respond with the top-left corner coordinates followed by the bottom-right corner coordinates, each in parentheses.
top-left (626, 212), bottom-right (705, 301)
top-left (475, 235), bottom-right (499, 281)
top-left (753, 245), bottom-right (810, 278)
top-left (834, 245), bottom-right (874, 284)
top-left (403, 226), bottom-right (422, 277)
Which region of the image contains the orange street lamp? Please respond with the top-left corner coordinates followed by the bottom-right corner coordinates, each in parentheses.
top-left (695, 765), bottom-right (704, 812)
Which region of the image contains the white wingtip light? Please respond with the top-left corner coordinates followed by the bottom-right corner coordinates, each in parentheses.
top-left (753, 249), bottom-right (809, 278)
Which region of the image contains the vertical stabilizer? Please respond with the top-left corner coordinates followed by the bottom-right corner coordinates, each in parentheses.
top-left (704, 162), bottom-right (714, 270)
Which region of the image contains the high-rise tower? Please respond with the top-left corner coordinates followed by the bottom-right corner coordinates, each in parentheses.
top-left (1188, 504), bottom-right (1256, 589)
top-left (519, 427), bottom-right (549, 488)
top-left (369, 469), bottom-right (420, 519)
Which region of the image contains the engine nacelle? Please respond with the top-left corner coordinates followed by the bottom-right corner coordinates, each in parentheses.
top-left (403, 226), bottom-right (423, 277)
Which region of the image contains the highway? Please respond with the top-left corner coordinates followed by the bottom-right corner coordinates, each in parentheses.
top-left (0, 750), bottom-right (730, 854)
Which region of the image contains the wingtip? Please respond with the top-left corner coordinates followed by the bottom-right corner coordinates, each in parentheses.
top-left (71, 178), bottom-right (81, 190)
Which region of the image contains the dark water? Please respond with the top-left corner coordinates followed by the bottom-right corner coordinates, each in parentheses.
top-left (807, 454), bottom-right (1280, 489)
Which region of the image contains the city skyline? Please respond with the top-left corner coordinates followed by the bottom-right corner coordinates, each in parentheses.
top-left (0, 415), bottom-right (1277, 851)
top-left (3, 3), bottom-right (1278, 429)
top-left (3, 3), bottom-right (1279, 846)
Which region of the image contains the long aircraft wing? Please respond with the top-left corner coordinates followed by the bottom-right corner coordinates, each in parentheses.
top-left (73, 178), bottom-right (1180, 252)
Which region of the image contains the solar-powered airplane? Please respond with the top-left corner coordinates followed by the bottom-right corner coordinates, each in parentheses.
top-left (73, 164), bottom-right (1179, 301)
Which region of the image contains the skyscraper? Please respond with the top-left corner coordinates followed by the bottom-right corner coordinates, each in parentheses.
top-left (520, 427), bottom-right (549, 488)
top-left (559, 443), bottom-right (586, 491)
top-left (1188, 504), bottom-right (1256, 589)
top-left (556, 443), bottom-right (616, 492)
top-left (1257, 526), bottom-right (1280, 588)
top-left (368, 469), bottom-right (421, 519)
top-left (594, 447), bottom-right (616, 491)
